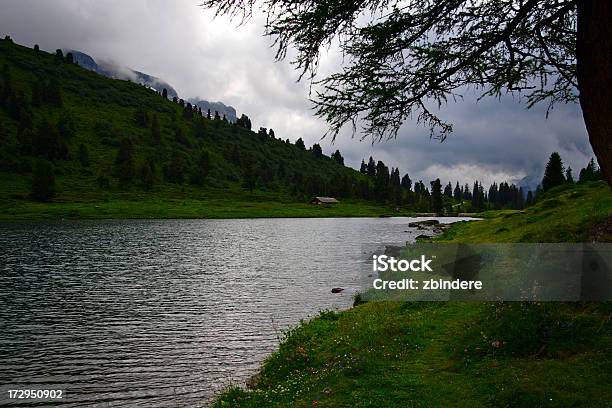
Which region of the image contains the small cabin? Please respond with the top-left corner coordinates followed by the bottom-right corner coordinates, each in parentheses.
top-left (309, 197), bottom-right (339, 205)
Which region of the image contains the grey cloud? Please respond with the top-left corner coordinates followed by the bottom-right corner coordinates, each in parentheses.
top-left (0, 0), bottom-right (593, 188)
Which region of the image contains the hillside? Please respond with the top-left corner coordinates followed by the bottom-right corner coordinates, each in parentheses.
top-left (213, 182), bottom-right (612, 407)
top-left (0, 38), bottom-right (394, 219)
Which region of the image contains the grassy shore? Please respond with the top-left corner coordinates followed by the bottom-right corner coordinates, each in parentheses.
top-left (0, 172), bottom-right (413, 220)
top-left (212, 181), bottom-right (612, 407)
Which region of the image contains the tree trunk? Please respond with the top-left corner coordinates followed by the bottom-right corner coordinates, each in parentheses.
top-left (577, 0), bottom-right (612, 187)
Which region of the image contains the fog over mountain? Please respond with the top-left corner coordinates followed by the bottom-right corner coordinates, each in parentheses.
top-left (0, 0), bottom-right (595, 188)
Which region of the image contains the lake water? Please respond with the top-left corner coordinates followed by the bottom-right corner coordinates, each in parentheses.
top-left (0, 217), bottom-right (468, 407)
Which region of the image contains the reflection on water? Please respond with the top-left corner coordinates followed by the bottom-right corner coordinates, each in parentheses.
top-left (0, 217), bottom-right (466, 406)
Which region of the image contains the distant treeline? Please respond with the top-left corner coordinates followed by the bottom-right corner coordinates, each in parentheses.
top-left (0, 37), bottom-right (602, 212)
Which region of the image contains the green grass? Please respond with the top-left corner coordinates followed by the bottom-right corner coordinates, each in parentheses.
top-left (0, 171), bottom-right (410, 220)
top-left (212, 182), bottom-right (612, 407)
top-left (0, 39), bottom-right (385, 219)
top-left (434, 181), bottom-right (612, 243)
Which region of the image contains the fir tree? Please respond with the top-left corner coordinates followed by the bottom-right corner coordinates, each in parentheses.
top-left (565, 167), bottom-right (574, 183)
top-left (331, 150), bottom-right (344, 165)
top-left (542, 152), bottom-right (565, 191)
top-left (366, 157), bottom-right (376, 177)
top-left (78, 143), bottom-right (89, 167)
top-left (150, 114), bottom-right (161, 145)
top-left (31, 159), bottom-right (55, 202)
top-left (401, 174), bottom-right (412, 191)
top-left (453, 182), bottom-right (462, 201)
top-left (430, 179), bottom-right (443, 213)
top-left (116, 137), bottom-right (135, 184)
top-left (295, 138), bottom-right (306, 150)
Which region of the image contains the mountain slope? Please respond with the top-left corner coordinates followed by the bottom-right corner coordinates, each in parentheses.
top-left (0, 38), bottom-right (384, 219)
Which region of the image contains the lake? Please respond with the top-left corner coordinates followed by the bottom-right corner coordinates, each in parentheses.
top-left (0, 217), bottom-right (469, 406)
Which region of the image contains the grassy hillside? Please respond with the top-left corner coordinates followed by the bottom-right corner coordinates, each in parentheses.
top-left (0, 39), bottom-right (400, 219)
top-left (213, 183), bottom-right (612, 407)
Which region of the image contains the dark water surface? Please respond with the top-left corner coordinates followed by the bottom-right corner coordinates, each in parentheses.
top-left (0, 217), bottom-right (466, 407)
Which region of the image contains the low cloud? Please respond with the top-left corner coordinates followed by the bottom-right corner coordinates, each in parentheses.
top-left (0, 0), bottom-right (593, 187)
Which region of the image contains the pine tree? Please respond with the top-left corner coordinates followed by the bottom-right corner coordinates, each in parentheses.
top-left (151, 114), bottom-right (161, 145)
top-left (269, 129), bottom-right (275, 138)
top-left (430, 179), bottom-right (443, 214)
top-left (565, 167), bottom-right (574, 183)
top-left (401, 174), bottom-right (412, 191)
top-left (140, 159), bottom-right (155, 190)
top-left (162, 88), bottom-right (168, 99)
top-left (366, 157), bottom-right (376, 177)
top-left (78, 143), bottom-right (89, 167)
top-left (443, 182), bottom-right (452, 198)
top-left (579, 158), bottom-right (602, 182)
top-left (214, 110), bottom-right (220, 120)
top-left (374, 161), bottom-right (389, 201)
top-left (31, 159), bottom-right (55, 201)
top-left (331, 150), bottom-right (344, 165)
top-left (359, 159), bottom-right (367, 174)
top-left (191, 150), bottom-right (210, 186)
top-left (312, 143), bottom-right (323, 157)
top-left (116, 137), bottom-right (135, 184)
top-left (453, 182), bottom-right (462, 201)
top-left (295, 138), bottom-right (306, 150)
top-left (542, 152), bottom-right (565, 191)
top-left (525, 190), bottom-right (535, 207)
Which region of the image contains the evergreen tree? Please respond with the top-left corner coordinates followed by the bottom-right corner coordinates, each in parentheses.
top-left (164, 150), bottom-right (187, 184)
top-left (31, 159), bottom-right (55, 202)
top-left (214, 110), bottom-right (220, 120)
top-left (32, 117), bottom-right (67, 160)
top-left (359, 159), bottom-right (367, 174)
top-left (134, 107), bottom-right (149, 127)
top-left (401, 174), bottom-right (412, 191)
top-left (207, 109), bottom-right (211, 120)
top-left (242, 156), bottom-right (256, 192)
top-left (390, 168), bottom-right (402, 205)
top-left (295, 138), bottom-right (306, 150)
top-left (78, 143), bottom-right (89, 167)
top-left (453, 182), bottom-right (461, 201)
top-left (312, 143), bottom-right (323, 157)
top-left (443, 181), bottom-right (452, 198)
top-left (366, 156), bottom-right (376, 177)
top-left (44, 79), bottom-right (63, 107)
top-left (162, 88), bottom-right (168, 99)
top-left (525, 190), bottom-right (535, 207)
top-left (57, 111), bottom-right (75, 139)
top-left (116, 137), bottom-right (135, 184)
top-left (140, 159), bottom-right (156, 190)
top-left (269, 129), bottom-right (275, 138)
top-left (31, 81), bottom-right (43, 107)
top-left (579, 158), bottom-right (602, 182)
top-left (374, 161), bottom-right (389, 201)
top-left (191, 150), bottom-right (210, 186)
top-left (430, 179), bottom-right (443, 214)
top-left (34, 44), bottom-right (40, 52)
top-left (542, 152), bottom-right (565, 191)
top-left (236, 114), bottom-right (252, 130)
top-left (55, 49), bottom-right (64, 59)
top-left (331, 149), bottom-right (344, 165)
top-left (565, 167), bottom-right (574, 183)
top-left (65, 52), bottom-right (74, 64)
top-left (151, 114), bottom-right (161, 145)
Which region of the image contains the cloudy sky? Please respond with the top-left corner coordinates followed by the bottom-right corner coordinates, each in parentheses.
top-left (0, 0), bottom-right (593, 188)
